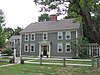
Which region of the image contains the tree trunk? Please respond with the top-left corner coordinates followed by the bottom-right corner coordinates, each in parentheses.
top-left (73, 0), bottom-right (100, 45)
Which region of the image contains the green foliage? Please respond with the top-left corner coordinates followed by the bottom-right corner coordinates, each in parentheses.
top-left (38, 13), bottom-right (50, 22)
top-left (71, 37), bottom-right (89, 58)
top-left (13, 27), bottom-right (23, 35)
top-left (34, 0), bottom-right (100, 45)
top-left (4, 27), bottom-right (14, 39)
top-left (2, 48), bottom-right (13, 56)
top-left (4, 26), bottom-right (23, 39)
top-left (0, 10), bottom-right (7, 48)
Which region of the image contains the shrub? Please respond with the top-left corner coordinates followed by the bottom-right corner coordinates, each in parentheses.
top-left (2, 48), bottom-right (13, 56)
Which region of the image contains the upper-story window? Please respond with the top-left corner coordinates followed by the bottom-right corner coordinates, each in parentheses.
top-left (30, 44), bottom-right (35, 52)
top-left (57, 43), bottom-right (63, 53)
top-left (31, 33), bottom-right (35, 41)
top-left (24, 44), bottom-right (29, 52)
top-left (65, 43), bottom-right (71, 53)
top-left (43, 33), bottom-right (48, 40)
top-left (65, 31), bottom-right (71, 40)
top-left (25, 34), bottom-right (29, 41)
top-left (57, 32), bottom-right (63, 40)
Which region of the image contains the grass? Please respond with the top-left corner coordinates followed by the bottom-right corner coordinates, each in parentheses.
top-left (0, 64), bottom-right (100, 75)
top-left (0, 58), bottom-right (10, 65)
top-left (31, 59), bottom-right (92, 65)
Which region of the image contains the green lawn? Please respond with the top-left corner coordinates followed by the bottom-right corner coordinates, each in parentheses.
top-left (31, 59), bottom-right (92, 65)
top-left (0, 58), bottom-right (10, 65)
top-left (0, 64), bottom-right (100, 75)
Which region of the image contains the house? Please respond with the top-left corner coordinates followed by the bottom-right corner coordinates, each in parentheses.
top-left (7, 35), bottom-right (20, 56)
top-left (20, 15), bottom-right (82, 58)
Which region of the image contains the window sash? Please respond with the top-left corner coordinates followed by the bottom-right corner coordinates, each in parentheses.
top-left (30, 44), bottom-right (35, 52)
top-left (65, 43), bottom-right (71, 52)
top-left (57, 32), bottom-right (63, 40)
top-left (43, 33), bottom-right (48, 40)
top-left (25, 34), bottom-right (29, 41)
top-left (65, 31), bottom-right (71, 39)
top-left (24, 44), bottom-right (28, 52)
top-left (31, 33), bottom-right (35, 41)
top-left (57, 43), bottom-right (63, 53)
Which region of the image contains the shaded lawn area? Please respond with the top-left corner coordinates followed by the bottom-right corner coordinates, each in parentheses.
top-left (0, 64), bottom-right (100, 75)
top-left (0, 58), bottom-right (10, 65)
top-left (0, 61), bottom-right (9, 65)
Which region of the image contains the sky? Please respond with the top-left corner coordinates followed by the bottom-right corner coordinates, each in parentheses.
top-left (0, 0), bottom-right (65, 29)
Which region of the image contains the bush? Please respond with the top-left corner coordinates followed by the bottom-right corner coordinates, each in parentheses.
top-left (2, 48), bottom-right (13, 56)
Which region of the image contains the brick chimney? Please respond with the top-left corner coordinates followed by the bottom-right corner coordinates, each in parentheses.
top-left (50, 14), bottom-right (57, 21)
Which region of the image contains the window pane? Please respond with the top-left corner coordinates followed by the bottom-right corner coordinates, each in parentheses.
top-left (66, 44), bottom-right (71, 52)
top-left (43, 33), bottom-right (47, 40)
top-left (57, 43), bottom-right (63, 52)
top-left (66, 31), bottom-right (71, 39)
top-left (58, 32), bottom-right (63, 40)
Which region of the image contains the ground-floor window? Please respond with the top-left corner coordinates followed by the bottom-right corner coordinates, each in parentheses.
top-left (24, 44), bottom-right (29, 52)
top-left (57, 43), bottom-right (63, 53)
top-left (65, 43), bottom-right (71, 53)
top-left (30, 44), bottom-right (35, 52)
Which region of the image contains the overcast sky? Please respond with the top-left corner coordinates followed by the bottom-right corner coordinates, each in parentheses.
top-left (0, 0), bottom-right (65, 29)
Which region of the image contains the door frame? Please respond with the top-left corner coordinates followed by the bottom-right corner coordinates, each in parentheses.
top-left (39, 41), bottom-right (51, 57)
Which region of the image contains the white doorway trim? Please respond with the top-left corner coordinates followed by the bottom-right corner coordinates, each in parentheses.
top-left (39, 41), bottom-right (51, 57)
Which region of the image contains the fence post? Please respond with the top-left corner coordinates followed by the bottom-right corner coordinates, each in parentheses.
top-left (97, 58), bottom-right (99, 67)
top-left (63, 58), bottom-right (66, 67)
top-left (92, 57), bottom-right (94, 67)
top-left (40, 57), bottom-right (42, 65)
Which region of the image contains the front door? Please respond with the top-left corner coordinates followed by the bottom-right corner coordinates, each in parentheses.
top-left (43, 46), bottom-right (47, 56)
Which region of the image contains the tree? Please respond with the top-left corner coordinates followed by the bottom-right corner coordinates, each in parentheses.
top-left (0, 10), bottom-right (6, 48)
top-left (34, 0), bottom-right (100, 45)
top-left (71, 37), bottom-right (89, 58)
top-left (38, 13), bottom-right (50, 22)
top-left (13, 27), bottom-right (23, 35)
top-left (4, 27), bottom-right (14, 39)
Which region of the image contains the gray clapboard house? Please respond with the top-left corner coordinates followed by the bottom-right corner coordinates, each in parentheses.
top-left (20, 15), bottom-right (81, 58)
top-left (8, 35), bottom-right (20, 56)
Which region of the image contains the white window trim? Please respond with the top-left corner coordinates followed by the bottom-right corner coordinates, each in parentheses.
top-left (57, 32), bottom-right (63, 40)
top-left (24, 44), bottom-right (29, 52)
top-left (65, 43), bottom-right (71, 53)
top-left (76, 30), bottom-right (78, 38)
top-left (30, 44), bottom-right (35, 52)
top-left (31, 33), bottom-right (35, 41)
top-left (65, 31), bottom-right (71, 40)
top-left (57, 43), bottom-right (63, 53)
top-left (43, 32), bottom-right (48, 40)
top-left (25, 34), bottom-right (29, 41)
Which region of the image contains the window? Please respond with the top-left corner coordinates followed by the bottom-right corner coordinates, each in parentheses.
top-left (65, 31), bottom-right (71, 39)
top-left (24, 44), bottom-right (29, 52)
top-left (65, 43), bottom-right (71, 53)
top-left (25, 34), bottom-right (29, 41)
top-left (31, 33), bottom-right (35, 41)
top-left (43, 33), bottom-right (48, 40)
top-left (30, 44), bottom-right (35, 52)
top-left (57, 32), bottom-right (63, 40)
top-left (57, 43), bottom-right (63, 53)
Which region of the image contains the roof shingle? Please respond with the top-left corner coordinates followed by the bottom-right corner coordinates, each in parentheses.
top-left (20, 19), bottom-right (80, 33)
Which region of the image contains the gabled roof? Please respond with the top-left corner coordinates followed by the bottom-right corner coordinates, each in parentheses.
top-left (20, 19), bottom-right (80, 33)
top-left (9, 35), bottom-right (20, 42)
